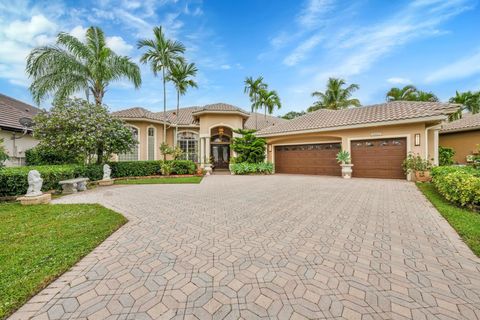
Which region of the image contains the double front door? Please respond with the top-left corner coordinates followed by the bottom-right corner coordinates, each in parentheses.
top-left (211, 144), bottom-right (230, 169)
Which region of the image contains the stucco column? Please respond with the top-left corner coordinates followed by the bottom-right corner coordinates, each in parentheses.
top-left (199, 138), bottom-right (204, 166)
top-left (205, 137), bottom-right (211, 164)
top-left (433, 129), bottom-right (439, 166)
top-left (341, 136), bottom-right (350, 153)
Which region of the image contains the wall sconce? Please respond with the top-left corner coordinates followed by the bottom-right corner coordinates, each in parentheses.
top-left (414, 133), bottom-right (421, 146)
top-left (268, 145), bottom-right (272, 152)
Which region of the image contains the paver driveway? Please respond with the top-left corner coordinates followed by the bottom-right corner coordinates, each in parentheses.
top-left (11, 175), bottom-right (480, 320)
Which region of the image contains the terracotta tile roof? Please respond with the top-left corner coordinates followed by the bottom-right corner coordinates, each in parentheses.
top-left (256, 101), bottom-right (460, 136)
top-left (0, 93), bottom-right (41, 131)
top-left (113, 103), bottom-right (288, 130)
top-left (441, 113), bottom-right (480, 133)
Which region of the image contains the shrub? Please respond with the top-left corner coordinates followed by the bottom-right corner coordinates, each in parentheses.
top-left (431, 166), bottom-right (480, 208)
top-left (230, 162), bottom-right (274, 175)
top-left (0, 164), bottom-right (102, 197)
top-left (336, 150), bottom-right (351, 164)
top-left (439, 146), bottom-right (455, 166)
top-left (25, 145), bottom-right (81, 165)
top-left (108, 161), bottom-right (162, 178)
top-left (161, 162), bottom-right (172, 176)
top-left (402, 152), bottom-right (432, 174)
top-left (170, 160), bottom-right (196, 175)
top-left (231, 129), bottom-right (266, 163)
top-left (0, 138), bottom-right (8, 167)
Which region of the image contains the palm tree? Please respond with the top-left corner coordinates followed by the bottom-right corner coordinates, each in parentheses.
top-left (386, 85), bottom-right (418, 101)
top-left (415, 91), bottom-right (439, 102)
top-left (256, 89), bottom-right (281, 120)
top-left (244, 76), bottom-right (267, 130)
top-left (308, 78), bottom-right (361, 112)
top-left (26, 26), bottom-right (141, 106)
top-left (138, 26), bottom-right (185, 142)
top-left (167, 60), bottom-right (198, 146)
top-left (448, 91), bottom-right (480, 120)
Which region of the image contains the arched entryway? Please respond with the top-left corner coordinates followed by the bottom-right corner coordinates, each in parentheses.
top-left (210, 126), bottom-right (232, 169)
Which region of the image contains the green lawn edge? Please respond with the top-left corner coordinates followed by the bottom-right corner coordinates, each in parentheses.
top-left (0, 203), bottom-right (127, 319)
top-left (115, 176), bottom-right (203, 185)
top-left (417, 182), bottom-right (480, 257)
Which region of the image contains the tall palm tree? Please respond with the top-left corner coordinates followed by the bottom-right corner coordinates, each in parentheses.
top-left (138, 26), bottom-right (185, 142)
top-left (256, 89), bottom-right (281, 120)
top-left (26, 26), bottom-right (141, 106)
top-left (244, 76), bottom-right (267, 130)
top-left (386, 85), bottom-right (418, 101)
top-left (415, 91), bottom-right (439, 102)
top-left (448, 90), bottom-right (480, 120)
top-left (308, 78), bottom-right (360, 112)
top-left (167, 60), bottom-right (198, 146)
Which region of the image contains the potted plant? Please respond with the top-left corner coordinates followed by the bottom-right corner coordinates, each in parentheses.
top-left (402, 152), bottom-right (432, 182)
top-left (336, 150), bottom-right (353, 179)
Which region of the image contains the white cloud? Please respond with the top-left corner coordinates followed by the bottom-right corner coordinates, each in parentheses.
top-left (283, 34), bottom-right (323, 66)
top-left (220, 64), bottom-right (231, 70)
top-left (425, 49), bottom-right (480, 83)
top-left (69, 25), bottom-right (88, 41)
top-left (297, 0), bottom-right (335, 29)
top-left (387, 77), bottom-right (412, 85)
top-left (3, 14), bottom-right (57, 43)
top-left (106, 36), bottom-right (133, 55)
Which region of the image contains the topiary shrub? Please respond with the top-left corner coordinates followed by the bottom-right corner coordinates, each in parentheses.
top-left (431, 166), bottom-right (480, 209)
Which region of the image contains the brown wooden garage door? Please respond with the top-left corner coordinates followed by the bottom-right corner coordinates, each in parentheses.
top-left (275, 143), bottom-right (341, 175)
top-left (351, 138), bottom-right (407, 179)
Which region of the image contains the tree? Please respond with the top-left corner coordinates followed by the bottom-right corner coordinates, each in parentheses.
top-left (231, 129), bottom-right (266, 163)
top-left (0, 137), bottom-right (8, 167)
top-left (448, 91), bottom-right (480, 120)
top-left (26, 26), bottom-right (141, 106)
top-left (308, 78), bottom-right (360, 112)
top-left (167, 60), bottom-right (198, 146)
top-left (386, 85), bottom-right (438, 102)
top-left (33, 98), bottom-right (136, 164)
top-left (281, 111), bottom-right (306, 120)
top-left (244, 76), bottom-right (267, 130)
top-left (138, 26), bottom-right (185, 143)
top-left (255, 88), bottom-right (281, 120)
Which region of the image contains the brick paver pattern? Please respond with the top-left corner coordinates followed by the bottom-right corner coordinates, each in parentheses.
top-left (10, 175), bottom-right (480, 319)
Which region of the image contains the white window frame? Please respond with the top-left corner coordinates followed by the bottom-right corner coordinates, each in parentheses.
top-left (118, 125), bottom-right (140, 161)
top-left (147, 125), bottom-right (156, 161)
top-left (177, 130), bottom-right (199, 162)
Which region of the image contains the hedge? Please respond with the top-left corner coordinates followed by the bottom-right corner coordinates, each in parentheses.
top-left (230, 162), bottom-right (274, 175)
top-left (0, 160), bottom-right (197, 197)
top-left (431, 166), bottom-right (480, 209)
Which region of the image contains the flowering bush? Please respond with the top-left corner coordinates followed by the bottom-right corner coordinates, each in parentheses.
top-left (431, 166), bottom-right (480, 209)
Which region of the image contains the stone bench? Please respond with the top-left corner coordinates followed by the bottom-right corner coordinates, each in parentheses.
top-left (59, 177), bottom-right (89, 194)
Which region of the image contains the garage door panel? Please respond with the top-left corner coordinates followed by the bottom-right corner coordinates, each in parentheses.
top-left (351, 138), bottom-right (406, 179)
top-left (274, 143), bottom-right (341, 176)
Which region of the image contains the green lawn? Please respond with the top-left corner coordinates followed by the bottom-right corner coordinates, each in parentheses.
top-left (0, 203), bottom-right (126, 319)
top-left (417, 183), bottom-right (480, 257)
top-left (115, 176), bottom-right (203, 185)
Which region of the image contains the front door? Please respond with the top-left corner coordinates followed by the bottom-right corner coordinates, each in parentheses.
top-left (211, 144), bottom-right (230, 169)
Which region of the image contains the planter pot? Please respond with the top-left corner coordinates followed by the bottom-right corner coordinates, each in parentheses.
top-left (204, 165), bottom-right (212, 176)
top-left (415, 170), bottom-right (431, 182)
top-left (340, 164), bottom-right (354, 179)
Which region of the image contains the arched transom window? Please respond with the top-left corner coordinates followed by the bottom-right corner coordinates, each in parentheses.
top-left (118, 126), bottom-right (139, 161)
top-left (177, 131), bottom-right (199, 162)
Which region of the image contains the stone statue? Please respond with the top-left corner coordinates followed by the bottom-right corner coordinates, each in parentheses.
top-left (103, 164), bottom-right (111, 180)
top-left (26, 170), bottom-right (43, 197)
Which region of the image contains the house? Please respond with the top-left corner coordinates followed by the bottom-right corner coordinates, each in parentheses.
top-left (114, 101), bottom-right (459, 179)
top-left (439, 113), bottom-right (480, 164)
top-left (112, 103), bottom-right (286, 168)
top-left (0, 93), bottom-right (40, 166)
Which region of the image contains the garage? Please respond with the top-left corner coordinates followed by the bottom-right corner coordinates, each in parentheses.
top-left (351, 138), bottom-right (407, 179)
top-left (274, 143), bottom-right (341, 175)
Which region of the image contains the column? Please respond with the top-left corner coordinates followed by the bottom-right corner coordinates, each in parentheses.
top-left (205, 137), bottom-right (211, 164)
top-left (199, 138), bottom-right (204, 166)
top-left (433, 129), bottom-right (439, 166)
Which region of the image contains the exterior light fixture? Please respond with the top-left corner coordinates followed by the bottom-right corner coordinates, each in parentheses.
top-left (414, 133), bottom-right (421, 146)
top-left (218, 127), bottom-right (224, 136)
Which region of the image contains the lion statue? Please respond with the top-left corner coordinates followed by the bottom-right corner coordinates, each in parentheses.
top-left (26, 170), bottom-right (43, 197)
top-left (103, 164), bottom-right (112, 180)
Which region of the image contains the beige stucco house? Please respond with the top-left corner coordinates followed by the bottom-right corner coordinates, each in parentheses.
top-left (439, 113), bottom-right (480, 164)
top-left (114, 101), bottom-right (459, 179)
top-left (0, 93), bottom-right (40, 166)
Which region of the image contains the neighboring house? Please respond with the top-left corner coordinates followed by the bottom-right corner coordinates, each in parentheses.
top-left (112, 103), bottom-right (286, 168)
top-left (256, 101), bottom-right (459, 179)
top-left (0, 93), bottom-right (40, 166)
top-left (440, 113), bottom-right (480, 164)
top-left (114, 101), bottom-right (459, 180)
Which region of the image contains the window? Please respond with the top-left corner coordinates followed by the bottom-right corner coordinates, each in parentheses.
top-left (177, 131), bottom-right (198, 162)
top-left (148, 127), bottom-right (155, 160)
top-left (118, 126), bottom-right (139, 161)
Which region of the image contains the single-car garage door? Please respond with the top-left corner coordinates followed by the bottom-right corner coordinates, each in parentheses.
top-left (351, 138), bottom-right (407, 179)
top-left (275, 143), bottom-right (341, 175)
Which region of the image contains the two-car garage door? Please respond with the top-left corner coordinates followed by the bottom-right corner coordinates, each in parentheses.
top-left (274, 138), bottom-right (407, 179)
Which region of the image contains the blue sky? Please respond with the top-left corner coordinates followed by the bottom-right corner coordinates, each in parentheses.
top-left (1, 0), bottom-right (479, 115)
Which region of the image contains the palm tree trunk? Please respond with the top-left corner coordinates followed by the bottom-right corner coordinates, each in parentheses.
top-left (175, 90), bottom-right (179, 147)
top-left (162, 68), bottom-right (167, 144)
top-left (254, 97), bottom-right (258, 130)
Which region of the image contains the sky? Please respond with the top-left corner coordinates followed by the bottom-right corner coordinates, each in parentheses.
top-left (1, 0), bottom-right (480, 116)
